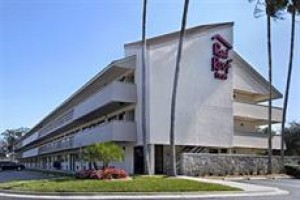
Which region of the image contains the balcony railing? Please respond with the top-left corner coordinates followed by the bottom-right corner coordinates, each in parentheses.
top-left (73, 121), bottom-right (137, 148)
top-left (38, 137), bottom-right (74, 155)
top-left (233, 130), bottom-right (281, 149)
top-left (33, 120), bottom-right (136, 156)
top-left (233, 102), bottom-right (282, 123)
top-left (22, 148), bottom-right (39, 158)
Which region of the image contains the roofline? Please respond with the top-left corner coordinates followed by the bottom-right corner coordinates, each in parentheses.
top-left (124, 22), bottom-right (234, 47)
top-left (233, 51), bottom-right (283, 98)
top-left (21, 55), bottom-right (136, 141)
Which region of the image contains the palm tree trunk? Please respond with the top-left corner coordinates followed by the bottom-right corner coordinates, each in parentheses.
top-left (169, 0), bottom-right (189, 177)
top-left (93, 162), bottom-right (98, 170)
top-left (141, 0), bottom-right (151, 175)
top-left (280, 9), bottom-right (296, 168)
top-left (267, 14), bottom-right (273, 175)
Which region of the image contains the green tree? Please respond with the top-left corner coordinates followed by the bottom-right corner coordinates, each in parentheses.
top-left (0, 127), bottom-right (29, 154)
top-left (169, 0), bottom-right (190, 176)
top-left (284, 122), bottom-right (300, 155)
top-left (250, 0), bottom-right (288, 174)
top-left (280, 0), bottom-right (300, 167)
top-left (83, 142), bottom-right (125, 170)
top-left (0, 140), bottom-right (6, 158)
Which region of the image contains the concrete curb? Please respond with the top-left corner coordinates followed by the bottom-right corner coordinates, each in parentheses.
top-left (223, 175), bottom-right (294, 181)
top-left (0, 176), bottom-right (290, 199)
top-left (0, 191), bottom-right (290, 199)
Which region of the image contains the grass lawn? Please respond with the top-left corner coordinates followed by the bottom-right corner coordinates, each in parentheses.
top-left (0, 176), bottom-right (240, 193)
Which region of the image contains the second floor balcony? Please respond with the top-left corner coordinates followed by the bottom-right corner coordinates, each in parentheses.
top-left (233, 101), bottom-right (282, 124)
top-left (33, 120), bottom-right (137, 156)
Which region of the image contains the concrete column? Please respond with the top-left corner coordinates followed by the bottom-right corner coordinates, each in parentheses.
top-left (67, 154), bottom-right (70, 170)
top-left (148, 144), bottom-right (155, 175)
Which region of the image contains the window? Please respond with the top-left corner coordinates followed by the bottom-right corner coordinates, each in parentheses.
top-left (220, 149), bottom-right (227, 154)
top-left (126, 110), bottom-right (135, 121)
top-left (118, 112), bottom-right (125, 120)
top-left (209, 149), bottom-right (218, 154)
top-left (108, 116), bottom-right (117, 122)
top-left (127, 74), bottom-right (134, 83)
top-left (119, 76), bottom-right (126, 82)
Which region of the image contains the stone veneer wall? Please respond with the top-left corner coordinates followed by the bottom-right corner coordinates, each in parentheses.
top-left (180, 153), bottom-right (300, 176)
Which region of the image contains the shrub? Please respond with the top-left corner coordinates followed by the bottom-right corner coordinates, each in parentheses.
top-left (103, 168), bottom-right (128, 179)
top-left (75, 168), bottom-right (128, 180)
top-left (75, 170), bottom-right (94, 179)
top-left (285, 165), bottom-right (300, 178)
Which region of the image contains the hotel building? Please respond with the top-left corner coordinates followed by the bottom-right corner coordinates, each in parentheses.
top-left (16, 22), bottom-right (283, 174)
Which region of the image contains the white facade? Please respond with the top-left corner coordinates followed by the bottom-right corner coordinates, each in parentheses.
top-left (16, 22), bottom-right (283, 174)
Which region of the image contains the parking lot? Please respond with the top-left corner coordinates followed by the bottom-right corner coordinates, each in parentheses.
top-left (0, 170), bottom-right (57, 183)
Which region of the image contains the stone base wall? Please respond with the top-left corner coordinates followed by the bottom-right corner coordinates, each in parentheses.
top-left (180, 153), bottom-right (300, 176)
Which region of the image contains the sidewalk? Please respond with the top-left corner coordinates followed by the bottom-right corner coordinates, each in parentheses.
top-left (178, 176), bottom-right (289, 197)
top-left (0, 176), bottom-right (290, 199)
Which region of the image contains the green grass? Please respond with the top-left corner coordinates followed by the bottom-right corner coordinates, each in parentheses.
top-left (0, 176), bottom-right (240, 193)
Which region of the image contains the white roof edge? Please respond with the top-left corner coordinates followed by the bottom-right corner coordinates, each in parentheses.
top-left (124, 22), bottom-right (234, 47)
top-left (233, 51), bottom-right (283, 99)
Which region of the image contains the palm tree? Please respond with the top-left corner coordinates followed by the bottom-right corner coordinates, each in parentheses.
top-left (251, 0), bottom-right (287, 174)
top-left (280, 0), bottom-right (300, 168)
top-left (169, 0), bottom-right (190, 176)
top-left (83, 142), bottom-right (125, 170)
top-left (141, 0), bottom-right (151, 175)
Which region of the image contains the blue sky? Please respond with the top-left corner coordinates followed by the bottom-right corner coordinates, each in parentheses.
top-left (0, 0), bottom-right (299, 133)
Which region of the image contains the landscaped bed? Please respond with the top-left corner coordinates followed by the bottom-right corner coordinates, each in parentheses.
top-left (0, 176), bottom-right (240, 193)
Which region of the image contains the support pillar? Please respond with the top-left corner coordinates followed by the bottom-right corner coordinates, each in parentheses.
top-left (148, 144), bottom-right (155, 175)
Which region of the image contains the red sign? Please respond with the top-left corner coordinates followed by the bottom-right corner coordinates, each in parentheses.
top-left (211, 34), bottom-right (233, 80)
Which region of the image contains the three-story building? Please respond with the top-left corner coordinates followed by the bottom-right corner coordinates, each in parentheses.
top-left (16, 22), bottom-right (283, 174)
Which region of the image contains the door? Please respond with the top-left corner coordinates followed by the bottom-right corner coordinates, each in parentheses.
top-left (134, 146), bottom-right (144, 174)
top-left (155, 145), bottom-right (164, 174)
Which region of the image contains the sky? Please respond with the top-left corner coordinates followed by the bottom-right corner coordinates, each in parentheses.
top-left (0, 0), bottom-right (299, 133)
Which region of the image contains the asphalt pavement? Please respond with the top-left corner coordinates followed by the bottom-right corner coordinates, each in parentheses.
top-left (0, 170), bottom-right (58, 183)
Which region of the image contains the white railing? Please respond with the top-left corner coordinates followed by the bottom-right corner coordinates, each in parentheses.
top-left (22, 148), bottom-right (39, 158)
top-left (233, 102), bottom-right (282, 122)
top-left (38, 137), bottom-right (74, 154)
top-left (73, 121), bottom-right (137, 148)
top-left (233, 130), bottom-right (281, 149)
top-left (35, 121), bottom-right (137, 155)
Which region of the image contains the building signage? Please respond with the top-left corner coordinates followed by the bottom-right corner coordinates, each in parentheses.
top-left (211, 34), bottom-right (233, 80)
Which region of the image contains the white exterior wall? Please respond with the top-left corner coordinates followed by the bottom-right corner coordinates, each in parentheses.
top-left (124, 48), bottom-right (151, 146)
top-left (125, 25), bottom-right (234, 147)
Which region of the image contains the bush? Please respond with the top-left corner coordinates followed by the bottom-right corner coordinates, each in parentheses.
top-left (103, 168), bottom-right (128, 179)
top-left (285, 165), bottom-right (300, 178)
top-left (75, 168), bottom-right (128, 180)
top-left (75, 170), bottom-right (94, 179)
